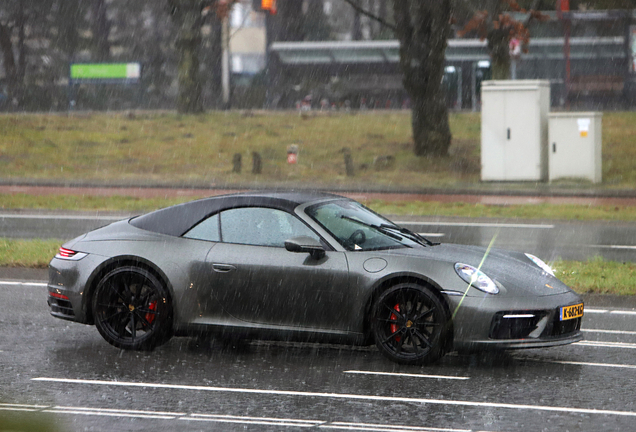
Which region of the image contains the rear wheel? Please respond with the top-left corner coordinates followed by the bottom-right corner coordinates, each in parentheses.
top-left (372, 283), bottom-right (448, 365)
top-left (92, 266), bottom-right (172, 350)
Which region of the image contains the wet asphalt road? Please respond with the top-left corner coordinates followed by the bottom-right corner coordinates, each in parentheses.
top-left (1, 211), bottom-right (636, 262)
top-left (1, 278), bottom-right (636, 431)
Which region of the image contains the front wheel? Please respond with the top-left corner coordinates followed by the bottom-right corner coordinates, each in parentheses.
top-left (92, 266), bottom-right (173, 350)
top-left (372, 283), bottom-right (449, 365)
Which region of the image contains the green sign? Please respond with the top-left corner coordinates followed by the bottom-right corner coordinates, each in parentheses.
top-left (70, 63), bottom-right (140, 80)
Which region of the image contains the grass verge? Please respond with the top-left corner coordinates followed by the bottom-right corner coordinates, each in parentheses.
top-left (3, 238), bottom-right (634, 296)
top-left (0, 193), bottom-right (193, 213)
top-left (1, 110), bottom-right (635, 190)
top-left (0, 239), bottom-right (62, 268)
top-left (553, 257), bottom-right (636, 296)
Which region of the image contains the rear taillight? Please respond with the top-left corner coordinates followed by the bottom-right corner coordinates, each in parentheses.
top-left (58, 247), bottom-right (76, 258)
top-left (55, 247), bottom-right (87, 261)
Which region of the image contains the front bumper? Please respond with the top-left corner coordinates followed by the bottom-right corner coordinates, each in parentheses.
top-left (447, 290), bottom-right (584, 352)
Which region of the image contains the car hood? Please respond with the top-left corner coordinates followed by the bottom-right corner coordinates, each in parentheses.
top-left (384, 243), bottom-right (571, 297)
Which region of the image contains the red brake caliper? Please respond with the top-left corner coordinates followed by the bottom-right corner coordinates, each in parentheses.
top-left (145, 300), bottom-right (157, 324)
top-left (390, 304), bottom-right (401, 342)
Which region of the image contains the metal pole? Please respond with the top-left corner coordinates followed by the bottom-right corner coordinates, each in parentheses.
top-left (222, 14), bottom-right (231, 109)
top-left (471, 62), bottom-right (477, 112)
top-left (265, 12), bottom-right (273, 108)
top-left (564, 18), bottom-right (571, 106)
top-left (457, 66), bottom-right (463, 109)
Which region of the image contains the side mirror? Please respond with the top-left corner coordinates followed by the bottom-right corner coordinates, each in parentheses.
top-left (284, 236), bottom-right (325, 260)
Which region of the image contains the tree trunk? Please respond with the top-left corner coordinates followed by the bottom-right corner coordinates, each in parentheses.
top-left (171, 0), bottom-right (204, 113)
top-left (488, 28), bottom-right (510, 79)
top-left (411, 86), bottom-right (452, 156)
top-left (393, 0), bottom-right (452, 156)
top-left (15, 2), bottom-right (26, 107)
top-left (485, 0), bottom-right (510, 80)
top-left (0, 21), bottom-right (17, 104)
top-left (206, 15), bottom-right (223, 108)
top-left (93, 0), bottom-right (111, 61)
top-left (352, 9), bottom-right (362, 40)
top-left (177, 36), bottom-right (203, 113)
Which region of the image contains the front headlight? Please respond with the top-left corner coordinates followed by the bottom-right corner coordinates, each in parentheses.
top-left (524, 253), bottom-right (554, 276)
top-left (454, 263), bottom-right (499, 294)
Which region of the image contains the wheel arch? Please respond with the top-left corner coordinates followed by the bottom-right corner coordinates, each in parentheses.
top-left (362, 273), bottom-right (454, 349)
top-left (83, 255), bottom-right (175, 325)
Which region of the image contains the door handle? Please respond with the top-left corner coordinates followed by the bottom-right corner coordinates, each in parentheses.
top-left (507, 128), bottom-right (511, 140)
top-left (212, 264), bottom-right (236, 273)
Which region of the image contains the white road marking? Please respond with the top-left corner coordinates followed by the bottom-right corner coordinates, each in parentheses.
top-left (593, 245), bottom-right (636, 250)
top-left (188, 413), bottom-right (320, 424)
top-left (343, 370), bottom-right (469, 380)
top-left (0, 280), bottom-right (47, 287)
top-left (0, 403), bottom-right (48, 408)
top-left (418, 233), bottom-right (445, 237)
top-left (52, 406), bottom-right (185, 417)
top-left (320, 423), bottom-right (469, 432)
top-left (0, 407), bottom-right (40, 412)
top-left (31, 377), bottom-right (636, 418)
top-left (545, 360), bottom-right (636, 370)
top-left (183, 414), bottom-right (320, 427)
top-left (576, 341), bottom-right (636, 349)
top-left (44, 409), bottom-right (175, 420)
top-left (584, 308), bottom-right (609, 314)
top-left (0, 403), bottom-right (48, 412)
top-left (0, 404), bottom-right (482, 431)
top-left (396, 221), bottom-right (554, 229)
top-left (0, 213), bottom-right (124, 221)
top-left (583, 328), bottom-right (636, 335)
top-left (583, 309), bottom-right (636, 315)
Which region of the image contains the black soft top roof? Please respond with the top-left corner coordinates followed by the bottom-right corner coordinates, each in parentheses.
top-left (129, 191), bottom-right (343, 236)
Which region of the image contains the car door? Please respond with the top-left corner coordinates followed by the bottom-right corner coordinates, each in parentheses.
top-left (205, 207), bottom-right (350, 330)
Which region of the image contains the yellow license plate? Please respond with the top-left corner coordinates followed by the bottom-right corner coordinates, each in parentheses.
top-left (560, 303), bottom-right (584, 321)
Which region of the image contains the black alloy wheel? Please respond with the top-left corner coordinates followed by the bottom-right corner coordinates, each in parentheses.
top-left (92, 266), bottom-right (172, 350)
top-left (372, 283), bottom-right (448, 365)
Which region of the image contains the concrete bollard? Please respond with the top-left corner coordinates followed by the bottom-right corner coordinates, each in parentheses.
top-left (232, 153), bottom-right (242, 173)
top-left (343, 147), bottom-right (354, 177)
top-left (252, 151), bottom-right (262, 174)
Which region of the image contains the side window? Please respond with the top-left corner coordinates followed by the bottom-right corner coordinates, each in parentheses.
top-left (183, 213), bottom-right (220, 242)
top-left (220, 207), bottom-right (319, 247)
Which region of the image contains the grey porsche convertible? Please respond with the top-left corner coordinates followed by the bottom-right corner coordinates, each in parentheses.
top-left (48, 191), bottom-right (583, 364)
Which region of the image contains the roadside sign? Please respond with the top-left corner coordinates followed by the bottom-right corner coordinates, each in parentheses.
top-left (70, 63), bottom-right (141, 82)
top-left (630, 26), bottom-right (636, 73)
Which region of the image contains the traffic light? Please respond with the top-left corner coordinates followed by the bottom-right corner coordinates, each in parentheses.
top-left (257, 0), bottom-right (276, 14)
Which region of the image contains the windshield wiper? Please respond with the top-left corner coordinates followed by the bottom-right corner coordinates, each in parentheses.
top-left (378, 224), bottom-right (440, 247)
top-left (339, 215), bottom-right (436, 246)
top-left (339, 215), bottom-right (403, 241)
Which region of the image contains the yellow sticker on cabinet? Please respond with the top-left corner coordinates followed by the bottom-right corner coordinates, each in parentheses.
top-left (577, 118), bottom-right (590, 138)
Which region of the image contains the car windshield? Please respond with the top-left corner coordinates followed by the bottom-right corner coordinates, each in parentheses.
top-left (305, 200), bottom-right (422, 251)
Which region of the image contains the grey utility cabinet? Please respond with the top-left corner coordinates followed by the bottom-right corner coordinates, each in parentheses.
top-left (548, 112), bottom-right (602, 183)
top-left (481, 80), bottom-right (550, 182)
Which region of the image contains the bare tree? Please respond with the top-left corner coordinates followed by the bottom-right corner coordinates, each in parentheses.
top-left (342, 0), bottom-right (453, 156)
top-left (0, 0), bottom-right (61, 108)
top-left (167, 0), bottom-right (237, 113)
top-left (93, 0), bottom-right (111, 62)
top-left (168, 0), bottom-right (206, 113)
top-left (457, 0), bottom-right (547, 79)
